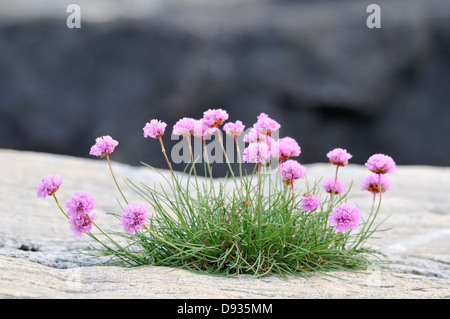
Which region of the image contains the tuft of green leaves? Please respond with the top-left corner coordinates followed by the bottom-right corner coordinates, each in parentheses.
top-left (85, 161), bottom-right (388, 278)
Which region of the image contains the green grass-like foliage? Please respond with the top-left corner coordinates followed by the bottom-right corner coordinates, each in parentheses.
top-left (87, 159), bottom-right (387, 278)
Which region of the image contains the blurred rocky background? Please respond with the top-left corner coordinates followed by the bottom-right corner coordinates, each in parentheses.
top-left (0, 0), bottom-right (449, 175)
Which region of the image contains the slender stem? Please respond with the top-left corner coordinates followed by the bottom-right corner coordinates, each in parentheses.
top-left (106, 155), bottom-right (129, 205)
top-left (53, 194), bottom-right (69, 219)
top-left (354, 174), bottom-right (383, 249)
top-left (257, 162), bottom-right (262, 240)
top-left (158, 136), bottom-right (174, 175)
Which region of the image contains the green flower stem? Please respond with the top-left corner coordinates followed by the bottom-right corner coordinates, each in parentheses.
top-left (53, 194), bottom-right (69, 219)
top-left (158, 136), bottom-right (174, 175)
top-left (354, 174), bottom-right (383, 249)
top-left (106, 155), bottom-right (129, 205)
top-left (257, 162), bottom-right (262, 241)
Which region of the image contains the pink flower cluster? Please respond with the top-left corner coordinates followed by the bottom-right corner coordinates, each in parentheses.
top-left (253, 113), bottom-right (280, 136)
top-left (173, 117), bottom-right (196, 136)
top-left (272, 137), bottom-right (301, 161)
top-left (365, 154), bottom-right (396, 174)
top-left (323, 178), bottom-right (346, 195)
top-left (301, 194), bottom-right (321, 212)
top-left (243, 142), bottom-right (271, 163)
top-left (36, 174), bottom-right (63, 198)
top-left (65, 191), bottom-right (97, 237)
top-left (223, 121), bottom-right (245, 137)
top-left (326, 148), bottom-right (352, 167)
top-left (143, 119), bottom-right (167, 139)
top-left (121, 203), bottom-right (149, 235)
top-left (329, 203), bottom-right (361, 234)
top-left (89, 135), bottom-right (119, 157)
top-left (242, 112), bottom-right (301, 166)
top-left (361, 153), bottom-right (396, 195)
top-left (279, 160), bottom-right (306, 185)
top-left (203, 108), bottom-right (229, 128)
top-left (361, 173), bottom-right (391, 194)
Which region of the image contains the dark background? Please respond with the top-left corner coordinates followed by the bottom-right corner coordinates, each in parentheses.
top-left (0, 0), bottom-right (449, 175)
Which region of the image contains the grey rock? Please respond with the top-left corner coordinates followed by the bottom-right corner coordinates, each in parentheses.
top-left (0, 149), bottom-right (449, 298)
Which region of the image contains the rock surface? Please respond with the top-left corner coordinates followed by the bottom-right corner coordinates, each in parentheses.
top-left (0, 148), bottom-right (449, 298)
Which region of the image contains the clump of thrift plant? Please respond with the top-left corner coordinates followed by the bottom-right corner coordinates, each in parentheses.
top-left (37, 109), bottom-right (396, 278)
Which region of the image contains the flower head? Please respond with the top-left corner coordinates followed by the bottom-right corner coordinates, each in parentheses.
top-left (272, 137), bottom-right (301, 161)
top-left (143, 119), bottom-right (167, 139)
top-left (301, 194), bottom-right (321, 212)
top-left (36, 174), bottom-right (62, 198)
top-left (243, 142), bottom-right (271, 163)
top-left (69, 211), bottom-right (97, 237)
top-left (365, 154), bottom-right (396, 174)
top-left (323, 178), bottom-right (346, 194)
top-left (121, 203), bottom-right (149, 235)
top-left (89, 135), bottom-right (118, 157)
top-left (329, 203), bottom-right (361, 234)
top-left (173, 117), bottom-right (196, 136)
top-left (361, 173), bottom-right (391, 194)
top-left (223, 120), bottom-right (245, 137)
top-left (65, 191), bottom-right (96, 218)
top-left (243, 127), bottom-right (267, 143)
top-left (194, 119), bottom-right (217, 138)
top-left (253, 113), bottom-right (280, 136)
top-left (203, 108), bottom-right (229, 128)
top-left (279, 160), bottom-right (306, 184)
top-left (327, 148), bottom-right (352, 167)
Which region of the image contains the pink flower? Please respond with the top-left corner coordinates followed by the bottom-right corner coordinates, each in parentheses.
top-left (36, 174), bottom-right (62, 198)
top-left (272, 137), bottom-right (301, 161)
top-left (65, 191), bottom-right (96, 218)
top-left (194, 119), bottom-right (217, 138)
top-left (143, 119), bottom-right (167, 139)
top-left (243, 142), bottom-right (271, 163)
top-left (69, 211), bottom-right (97, 237)
top-left (121, 203), bottom-right (149, 235)
top-left (323, 178), bottom-right (346, 194)
top-left (361, 173), bottom-right (391, 194)
top-left (326, 148), bottom-right (352, 167)
top-left (173, 117), bottom-right (196, 136)
top-left (243, 128), bottom-right (267, 143)
top-left (253, 113), bottom-right (280, 136)
top-left (203, 108), bottom-right (229, 128)
top-left (301, 194), bottom-right (321, 212)
top-left (89, 135), bottom-right (118, 157)
top-left (329, 203), bottom-right (361, 234)
top-left (365, 154), bottom-right (396, 174)
top-left (279, 159), bottom-right (306, 184)
top-left (223, 121), bottom-right (245, 137)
